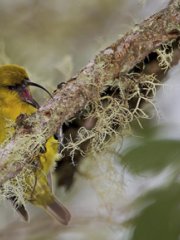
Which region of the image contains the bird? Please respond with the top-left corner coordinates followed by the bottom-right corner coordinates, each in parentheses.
top-left (0, 64), bottom-right (71, 225)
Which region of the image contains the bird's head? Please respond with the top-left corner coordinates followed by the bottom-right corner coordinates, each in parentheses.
top-left (0, 64), bottom-right (52, 108)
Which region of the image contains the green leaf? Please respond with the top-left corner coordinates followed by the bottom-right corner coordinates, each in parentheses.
top-left (131, 183), bottom-right (180, 240)
top-left (121, 139), bottom-right (180, 173)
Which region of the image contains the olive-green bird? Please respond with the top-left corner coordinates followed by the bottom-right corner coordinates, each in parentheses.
top-left (0, 64), bottom-right (70, 225)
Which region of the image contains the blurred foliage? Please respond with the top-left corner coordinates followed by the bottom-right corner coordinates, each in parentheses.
top-left (131, 182), bottom-right (180, 240)
top-left (121, 125), bottom-right (180, 240)
top-left (0, 0), bottom-right (134, 88)
top-left (122, 139), bottom-right (180, 173)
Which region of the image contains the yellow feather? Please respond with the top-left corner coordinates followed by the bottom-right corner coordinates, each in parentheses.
top-left (0, 64), bottom-right (70, 224)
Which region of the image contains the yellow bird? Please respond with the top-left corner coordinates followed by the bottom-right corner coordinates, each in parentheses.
top-left (0, 64), bottom-right (70, 225)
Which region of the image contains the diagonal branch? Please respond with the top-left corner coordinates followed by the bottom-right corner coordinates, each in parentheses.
top-left (0, 0), bottom-right (180, 186)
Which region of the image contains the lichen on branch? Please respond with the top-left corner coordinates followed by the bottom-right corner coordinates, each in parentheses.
top-left (0, 0), bottom-right (180, 190)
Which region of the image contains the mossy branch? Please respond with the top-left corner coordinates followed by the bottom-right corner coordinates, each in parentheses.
top-left (0, 0), bottom-right (180, 186)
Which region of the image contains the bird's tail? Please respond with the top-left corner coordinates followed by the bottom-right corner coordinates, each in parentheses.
top-left (8, 196), bottom-right (29, 222)
top-left (45, 197), bottom-right (71, 225)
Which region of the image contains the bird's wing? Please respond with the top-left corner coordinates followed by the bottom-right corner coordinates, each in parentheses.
top-left (47, 172), bottom-right (53, 191)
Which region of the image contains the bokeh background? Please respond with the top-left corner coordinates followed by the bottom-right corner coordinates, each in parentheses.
top-left (0, 0), bottom-right (180, 239)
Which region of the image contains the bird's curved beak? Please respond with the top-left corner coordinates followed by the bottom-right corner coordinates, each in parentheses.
top-left (26, 81), bottom-right (53, 98)
top-left (20, 80), bottom-right (52, 109)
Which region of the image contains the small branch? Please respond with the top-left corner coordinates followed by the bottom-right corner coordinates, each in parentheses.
top-left (0, 0), bottom-right (180, 186)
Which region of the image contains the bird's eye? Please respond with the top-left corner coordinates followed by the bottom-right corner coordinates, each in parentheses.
top-left (8, 85), bottom-right (18, 90)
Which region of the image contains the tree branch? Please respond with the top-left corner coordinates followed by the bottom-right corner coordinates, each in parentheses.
top-left (0, 0), bottom-right (180, 186)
